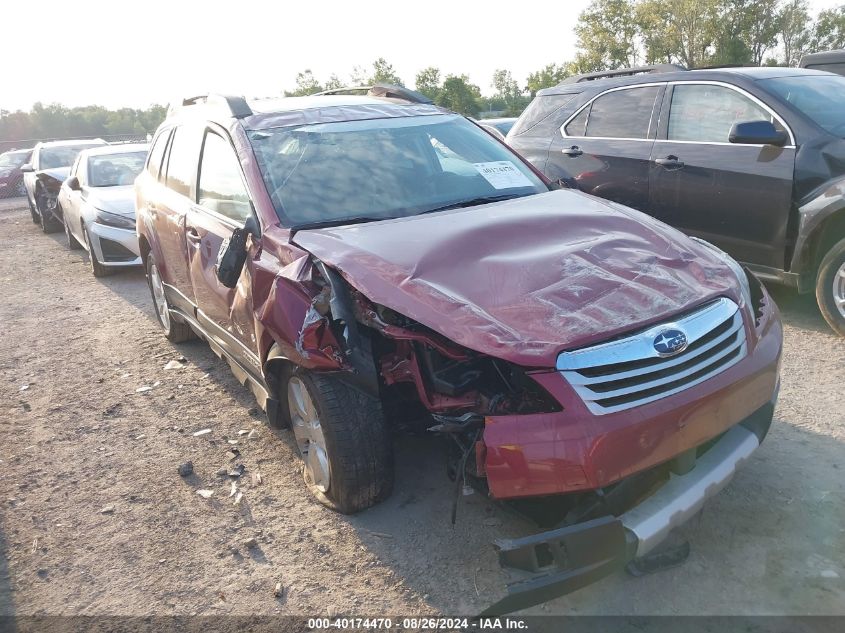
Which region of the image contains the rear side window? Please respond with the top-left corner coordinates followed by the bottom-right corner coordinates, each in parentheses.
top-left (580, 87), bottom-right (660, 139)
top-left (509, 93), bottom-right (578, 136)
top-left (147, 130), bottom-right (170, 180)
top-left (197, 131), bottom-right (251, 223)
top-left (668, 84), bottom-right (775, 143)
top-left (165, 127), bottom-right (199, 197)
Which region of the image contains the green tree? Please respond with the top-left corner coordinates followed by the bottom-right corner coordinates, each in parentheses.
top-left (812, 5), bottom-right (845, 51)
top-left (324, 74), bottom-right (344, 90)
top-left (415, 67), bottom-right (442, 100)
top-left (574, 0), bottom-right (641, 71)
top-left (779, 0), bottom-right (812, 66)
top-left (637, 0), bottom-right (719, 67)
top-left (435, 75), bottom-right (482, 117)
top-left (284, 69), bottom-right (323, 96)
top-left (491, 69), bottom-right (528, 116)
top-left (525, 63), bottom-right (569, 96)
top-left (371, 58), bottom-right (404, 86)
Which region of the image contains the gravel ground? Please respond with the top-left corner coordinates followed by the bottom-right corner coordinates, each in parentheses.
top-left (0, 196), bottom-right (843, 618)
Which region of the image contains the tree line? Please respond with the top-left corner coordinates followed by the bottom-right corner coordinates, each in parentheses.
top-left (2, 0), bottom-right (843, 144)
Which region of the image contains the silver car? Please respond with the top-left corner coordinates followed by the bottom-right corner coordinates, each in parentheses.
top-left (57, 144), bottom-right (149, 276)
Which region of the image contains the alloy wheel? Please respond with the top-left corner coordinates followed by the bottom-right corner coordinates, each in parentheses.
top-left (833, 261), bottom-right (845, 320)
top-left (148, 262), bottom-right (171, 331)
top-left (287, 377), bottom-right (330, 492)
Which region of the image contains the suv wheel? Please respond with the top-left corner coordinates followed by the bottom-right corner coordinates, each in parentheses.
top-left (285, 371), bottom-right (393, 513)
top-left (817, 237), bottom-right (845, 336)
top-left (145, 253), bottom-right (194, 342)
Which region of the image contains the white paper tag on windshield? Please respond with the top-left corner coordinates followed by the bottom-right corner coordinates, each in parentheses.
top-left (473, 161), bottom-right (533, 190)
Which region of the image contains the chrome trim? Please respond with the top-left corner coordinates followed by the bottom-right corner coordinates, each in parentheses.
top-left (558, 298), bottom-right (747, 415)
top-left (621, 424), bottom-right (760, 556)
top-left (560, 79), bottom-right (796, 148)
top-left (560, 82), bottom-right (665, 141)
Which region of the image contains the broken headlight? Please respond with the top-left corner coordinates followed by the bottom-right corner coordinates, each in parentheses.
top-left (690, 236), bottom-right (752, 309)
top-left (94, 208), bottom-right (136, 231)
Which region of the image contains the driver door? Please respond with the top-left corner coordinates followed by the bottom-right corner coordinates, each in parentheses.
top-left (185, 126), bottom-right (261, 375)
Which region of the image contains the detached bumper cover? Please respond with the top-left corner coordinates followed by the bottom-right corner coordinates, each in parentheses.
top-left (486, 411), bottom-right (770, 615)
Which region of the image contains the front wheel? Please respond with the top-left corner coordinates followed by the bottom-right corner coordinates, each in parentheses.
top-left (65, 215), bottom-right (82, 250)
top-left (816, 237), bottom-right (845, 336)
top-left (285, 371), bottom-right (393, 514)
top-left (83, 227), bottom-right (112, 278)
top-left (145, 253), bottom-right (194, 342)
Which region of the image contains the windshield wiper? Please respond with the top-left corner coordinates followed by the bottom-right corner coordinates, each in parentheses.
top-left (289, 215), bottom-right (387, 237)
top-left (418, 193), bottom-right (525, 216)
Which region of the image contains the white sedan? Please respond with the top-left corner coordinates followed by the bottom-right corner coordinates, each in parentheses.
top-left (58, 144), bottom-right (149, 277)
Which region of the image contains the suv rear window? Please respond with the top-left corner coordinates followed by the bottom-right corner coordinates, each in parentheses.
top-left (509, 93), bottom-right (578, 137)
top-left (147, 130), bottom-right (170, 181)
top-left (566, 86), bottom-right (660, 139)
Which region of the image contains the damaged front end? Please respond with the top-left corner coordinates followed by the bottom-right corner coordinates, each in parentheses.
top-left (35, 171), bottom-right (65, 219)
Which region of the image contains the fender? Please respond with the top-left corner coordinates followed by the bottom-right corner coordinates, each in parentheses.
top-left (789, 176), bottom-right (845, 288)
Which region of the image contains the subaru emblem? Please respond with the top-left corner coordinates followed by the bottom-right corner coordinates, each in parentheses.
top-left (653, 328), bottom-right (688, 356)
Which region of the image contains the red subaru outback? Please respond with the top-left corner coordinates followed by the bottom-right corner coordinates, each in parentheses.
top-left (135, 87), bottom-right (782, 613)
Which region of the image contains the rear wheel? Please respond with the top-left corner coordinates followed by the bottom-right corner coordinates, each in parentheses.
top-left (816, 237), bottom-right (845, 336)
top-left (145, 252), bottom-right (194, 342)
top-left (285, 371), bottom-right (393, 514)
top-left (83, 227), bottom-right (112, 278)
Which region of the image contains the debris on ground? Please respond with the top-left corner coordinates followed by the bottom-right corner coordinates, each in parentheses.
top-left (99, 504), bottom-right (116, 514)
top-left (233, 491), bottom-right (243, 506)
top-left (238, 429), bottom-right (250, 436)
top-left (251, 472), bottom-right (262, 486)
top-left (163, 359), bottom-right (187, 370)
top-left (244, 537), bottom-right (258, 549)
top-left (273, 581), bottom-right (284, 598)
top-left (216, 468), bottom-right (228, 477)
top-left (196, 489), bottom-right (214, 499)
top-left (247, 429), bottom-right (258, 440)
top-left (229, 481), bottom-right (238, 498)
top-left (178, 461), bottom-right (194, 477)
top-left (192, 429), bottom-right (212, 437)
top-left (226, 449), bottom-right (240, 461)
top-left (228, 464), bottom-right (246, 478)
top-left (135, 434), bottom-right (147, 440)
top-left (227, 439), bottom-right (238, 445)
top-left (135, 386), bottom-right (153, 393)
top-left (19, 384), bottom-right (30, 392)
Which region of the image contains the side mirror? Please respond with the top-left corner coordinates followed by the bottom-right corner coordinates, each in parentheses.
top-left (215, 216), bottom-right (259, 288)
top-left (67, 176), bottom-right (81, 191)
top-left (20, 163), bottom-right (34, 173)
top-left (729, 120), bottom-right (788, 147)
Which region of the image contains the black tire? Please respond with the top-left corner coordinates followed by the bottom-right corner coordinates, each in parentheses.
top-left (284, 371), bottom-right (393, 514)
top-left (64, 214), bottom-right (82, 250)
top-left (816, 237), bottom-right (845, 337)
top-left (83, 227), bottom-right (112, 278)
top-left (36, 189), bottom-right (61, 234)
top-left (144, 252), bottom-right (194, 342)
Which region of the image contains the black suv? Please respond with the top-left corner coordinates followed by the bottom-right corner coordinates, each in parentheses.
top-left (508, 65), bottom-right (845, 335)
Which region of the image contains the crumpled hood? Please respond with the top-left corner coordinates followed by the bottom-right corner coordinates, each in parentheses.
top-left (37, 167), bottom-right (70, 183)
top-left (292, 190), bottom-right (741, 368)
top-left (86, 185), bottom-right (136, 216)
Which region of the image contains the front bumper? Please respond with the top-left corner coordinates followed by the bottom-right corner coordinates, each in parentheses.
top-left (485, 400), bottom-right (774, 615)
top-left (88, 222), bottom-right (142, 267)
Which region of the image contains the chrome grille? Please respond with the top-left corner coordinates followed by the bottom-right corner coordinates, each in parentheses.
top-left (557, 298), bottom-right (747, 415)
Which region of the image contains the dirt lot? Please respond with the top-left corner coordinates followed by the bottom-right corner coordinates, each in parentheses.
top-left (0, 196), bottom-right (843, 619)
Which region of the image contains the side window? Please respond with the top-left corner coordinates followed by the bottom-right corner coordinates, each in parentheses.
top-left (564, 107), bottom-right (589, 136)
top-left (147, 130), bottom-right (170, 181)
top-left (668, 84), bottom-right (777, 143)
top-left (197, 131), bottom-right (251, 223)
top-left (165, 127), bottom-right (198, 197)
top-left (582, 87), bottom-right (660, 139)
top-left (75, 157), bottom-right (86, 185)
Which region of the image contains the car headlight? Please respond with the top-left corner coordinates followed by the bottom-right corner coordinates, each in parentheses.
top-left (689, 236), bottom-right (752, 308)
top-left (94, 208), bottom-right (136, 230)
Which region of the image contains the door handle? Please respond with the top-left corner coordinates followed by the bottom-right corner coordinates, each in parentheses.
top-left (654, 155), bottom-right (684, 169)
top-left (561, 145), bottom-right (583, 157)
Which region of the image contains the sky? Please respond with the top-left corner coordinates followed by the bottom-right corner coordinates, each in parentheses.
top-left (3, 0), bottom-right (843, 112)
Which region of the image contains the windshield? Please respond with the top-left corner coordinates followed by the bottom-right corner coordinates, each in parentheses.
top-left (88, 151), bottom-right (147, 187)
top-left (761, 74), bottom-right (845, 137)
top-left (40, 144), bottom-right (102, 170)
top-left (248, 113), bottom-right (547, 228)
top-left (0, 151), bottom-right (29, 169)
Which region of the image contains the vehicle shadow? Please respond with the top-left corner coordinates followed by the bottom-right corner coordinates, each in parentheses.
top-left (765, 282), bottom-right (831, 334)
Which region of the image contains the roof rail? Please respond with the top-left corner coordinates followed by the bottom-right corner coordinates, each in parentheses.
top-left (170, 94), bottom-right (253, 118)
top-left (561, 64), bottom-right (687, 84)
top-left (314, 83), bottom-right (433, 104)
